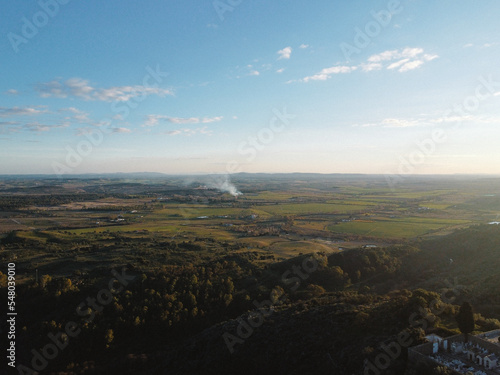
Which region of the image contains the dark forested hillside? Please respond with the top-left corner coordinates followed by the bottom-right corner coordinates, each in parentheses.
top-left (3, 224), bottom-right (500, 374)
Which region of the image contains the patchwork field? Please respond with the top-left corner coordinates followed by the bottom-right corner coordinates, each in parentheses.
top-left (2, 174), bottom-right (498, 282)
top-left (327, 217), bottom-right (470, 238)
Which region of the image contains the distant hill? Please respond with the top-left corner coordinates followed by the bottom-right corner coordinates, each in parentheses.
top-left (0, 172), bottom-right (169, 180)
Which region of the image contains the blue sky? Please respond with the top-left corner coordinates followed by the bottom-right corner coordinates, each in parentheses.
top-left (1, 0), bottom-right (500, 175)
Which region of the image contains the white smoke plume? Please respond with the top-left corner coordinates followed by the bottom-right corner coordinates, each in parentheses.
top-left (208, 174), bottom-right (242, 197)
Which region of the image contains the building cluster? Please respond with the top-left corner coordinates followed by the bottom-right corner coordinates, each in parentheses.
top-left (409, 330), bottom-right (500, 374)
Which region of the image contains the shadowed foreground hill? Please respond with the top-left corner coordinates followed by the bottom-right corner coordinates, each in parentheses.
top-left (5, 225), bottom-right (500, 375)
top-left (402, 224), bottom-right (500, 316)
top-left (101, 292), bottom-right (428, 375)
top-left (120, 225), bottom-right (500, 375)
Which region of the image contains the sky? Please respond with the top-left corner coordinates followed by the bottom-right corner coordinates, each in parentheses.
top-left (1, 0), bottom-right (500, 176)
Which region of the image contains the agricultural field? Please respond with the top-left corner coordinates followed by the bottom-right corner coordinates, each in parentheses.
top-left (2, 173), bottom-right (500, 375)
top-left (1, 174), bottom-right (499, 281)
top-left (327, 216), bottom-right (469, 239)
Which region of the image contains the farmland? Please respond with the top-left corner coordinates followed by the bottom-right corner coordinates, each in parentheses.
top-left (1, 173), bottom-right (498, 281)
top-left (2, 173), bottom-right (500, 375)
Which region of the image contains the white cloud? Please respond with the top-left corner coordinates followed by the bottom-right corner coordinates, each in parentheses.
top-left (463, 43), bottom-right (474, 48)
top-left (240, 65), bottom-right (261, 77)
top-left (166, 129), bottom-right (182, 136)
top-left (368, 48), bottom-right (424, 63)
top-left (22, 121), bottom-right (69, 132)
top-left (277, 46), bottom-right (292, 60)
top-left (322, 66), bottom-right (356, 75)
top-left (111, 127), bottom-right (132, 134)
top-left (143, 115), bottom-right (223, 127)
top-left (143, 115), bottom-right (163, 127)
top-left (354, 118), bottom-right (421, 128)
top-left (398, 60), bottom-right (424, 72)
top-left (36, 78), bottom-right (93, 99)
top-left (427, 113), bottom-right (500, 126)
top-left (401, 47), bottom-right (424, 58)
top-left (299, 44), bottom-right (309, 49)
top-left (61, 107), bottom-right (82, 114)
top-left (0, 106), bottom-right (48, 117)
top-left (276, 68), bottom-right (285, 74)
top-left (77, 125), bottom-right (130, 136)
top-left (302, 65), bottom-right (357, 82)
top-left (303, 74), bottom-right (329, 82)
top-left (93, 86), bottom-right (172, 101)
top-left (360, 63), bottom-right (382, 72)
top-left (0, 106), bottom-right (84, 134)
top-left (368, 50), bottom-right (400, 62)
top-left (76, 127), bottom-right (95, 136)
top-left (201, 116), bottom-right (223, 123)
top-left (169, 116), bottom-right (223, 124)
top-left (297, 47), bottom-right (437, 83)
top-left (423, 54), bottom-right (439, 61)
top-left (165, 116), bottom-right (196, 125)
top-left (353, 113), bottom-right (500, 129)
top-left (165, 126), bottom-right (212, 136)
top-left (59, 107), bottom-right (90, 122)
top-left (23, 122), bottom-right (52, 132)
top-left (367, 47), bottom-right (438, 72)
top-left (5, 89), bottom-right (19, 96)
top-left (76, 125), bottom-right (126, 136)
top-left (35, 78), bottom-right (173, 102)
top-left (381, 118), bottom-right (420, 128)
top-left (0, 121), bottom-right (20, 126)
top-left (387, 58), bottom-right (410, 70)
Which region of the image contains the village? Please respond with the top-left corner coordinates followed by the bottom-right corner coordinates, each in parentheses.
top-left (410, 330), bottom-right (500, 374)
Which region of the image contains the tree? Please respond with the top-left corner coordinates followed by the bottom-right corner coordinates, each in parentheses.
top-left (104, 329), bottom-right (114, 349)
top-left (0, 271), bottom-right (7, 288)
top-left (305, 284), bottom-right (326, 298)
top-left (40, 274), bottom-right (52, 289)
top-left (433, 366), bottom-right (452, 374)
top-left (456, 302), bottom-right (475, 342)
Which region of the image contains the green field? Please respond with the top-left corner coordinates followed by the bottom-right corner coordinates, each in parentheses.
top-left (328, 217), bottom-right (470, 238)
top-left (3, 175), bottom-right (497, 269)
top-left (255, 203), bottom-right (373, 215)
